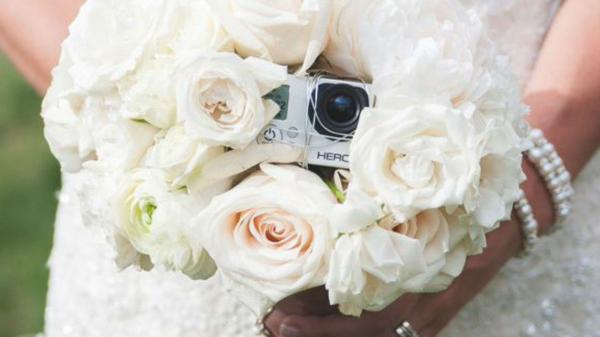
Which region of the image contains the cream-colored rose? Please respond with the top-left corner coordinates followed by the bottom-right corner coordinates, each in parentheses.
top-left (65, 0), bottom-right (171, 91)
top-left (350, 103), bottom-right (480, 222)
top-left (116, 168), bottom-right (224, 280)
top-left (144, 125), bottom-right (225, 187)
top-left (176, 53), bottom-right (287, 149)
top-left (196, 164), bottom-right (336, 312)
top-left (206, 0), bottom-right (332, 73)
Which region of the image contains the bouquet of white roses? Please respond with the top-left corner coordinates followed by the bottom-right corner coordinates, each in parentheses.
top-left (42, 0), bottom-right (528, 318)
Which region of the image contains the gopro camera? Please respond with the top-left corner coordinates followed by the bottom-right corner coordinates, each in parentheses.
top-left (257, 75), bottom-right (373, 168)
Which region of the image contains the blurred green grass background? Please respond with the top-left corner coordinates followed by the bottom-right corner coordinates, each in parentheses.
top-left (0, 54), bottom-right (61, 337)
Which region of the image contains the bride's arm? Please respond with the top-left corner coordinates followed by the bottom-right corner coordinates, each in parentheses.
top-left (526, 0), bottom-right (600, 180)
top-left (0, 0), bottom-right (83, 94)
top-left (266, 1), bottom-right (600, 337)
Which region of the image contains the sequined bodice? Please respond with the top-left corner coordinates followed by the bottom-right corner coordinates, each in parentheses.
top-left (45, 1), bottom-right (600, 336)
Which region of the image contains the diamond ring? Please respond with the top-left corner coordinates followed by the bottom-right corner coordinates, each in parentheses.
top-left (396, 321), bottom-right (421, 337)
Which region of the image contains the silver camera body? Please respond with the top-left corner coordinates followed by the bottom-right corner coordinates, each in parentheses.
top-left (257, 75), bottom-right (373, 169)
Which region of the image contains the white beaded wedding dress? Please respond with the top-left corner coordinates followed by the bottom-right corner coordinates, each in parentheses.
top-left (43, 1), bottom-right (600, 336)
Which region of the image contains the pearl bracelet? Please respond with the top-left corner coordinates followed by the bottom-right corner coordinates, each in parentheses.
top-left (514, 190), bottom-right (539, 257)
top-left (526, 129), bottom-right (574, 233)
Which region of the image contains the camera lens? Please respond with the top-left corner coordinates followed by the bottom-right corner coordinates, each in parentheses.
top-left (325, 93), bottom-right (359, 125)
top-left (308, 83), bottom-right (370, 139)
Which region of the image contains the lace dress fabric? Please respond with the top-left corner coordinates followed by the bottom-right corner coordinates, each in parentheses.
top-left (44, 1), bottom-right (600, 336)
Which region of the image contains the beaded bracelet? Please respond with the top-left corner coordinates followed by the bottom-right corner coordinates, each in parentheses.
top-left (514, 190), bottom-right (539, 257)
top-left (526, 129), bottom-right (574, 233)
top-left (514, 129), bottom-right (574, 256)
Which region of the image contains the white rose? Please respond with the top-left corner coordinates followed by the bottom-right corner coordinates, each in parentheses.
top-left (350, 103), bottom-right (480, 222)
top-left (324, 0), bottom-right (389, 79)
top-left (116, 1), bottom-right (234, 129)
top-left (206, 0), bottom-right (332, 73)
top-left (197, 164), bottom-right (336, 313)
top-left (326, 189), bottom-right (458, 316)
top-left (420, 208), bottom-right (487, 292)
top-left (144, 125), bottom-right (225, 187)
top-left (157, 0), bottom-right (234, 56)
top-left (65, 0), bottom-right (171, 91)
top-left (386, 209), bottom-right (452, 292)
top-left (116, 168), bottom-right (224, 280)
top-left (176, 53), bottom-right (287, 149)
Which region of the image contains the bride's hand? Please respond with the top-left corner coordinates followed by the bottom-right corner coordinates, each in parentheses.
top-left (265, 163), bottom-right (553, 337)
top-left (265, 219), bottom-right (522, 337)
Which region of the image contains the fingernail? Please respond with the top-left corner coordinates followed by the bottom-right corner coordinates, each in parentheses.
top-left (279, 323), bottom-right (304, 337)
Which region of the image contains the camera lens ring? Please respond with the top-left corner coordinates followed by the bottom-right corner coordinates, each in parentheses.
top-left (308, 83), bottom-right (369, 139)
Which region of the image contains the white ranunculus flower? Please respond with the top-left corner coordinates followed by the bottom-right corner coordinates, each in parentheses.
top-left (75, 162), bottom-right (148, 270)
top-left (196, 164), bottom-right (336, 313)
top-left (326, 189), bottom-right (456, 316)
top-left (350, 103), bottom-right (480, 222)
top-left (205, 0), bottom-right (332, 73)
top-left (176, 53), bottom-right (287, 149)
top-left (116, 168), bottom-right (224, 280)
top-left (65, 0), bottom-right (171, 92)
top-left (144, 125), bottom-right (225, 187)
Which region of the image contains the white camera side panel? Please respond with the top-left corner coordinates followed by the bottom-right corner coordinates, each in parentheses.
top-left (307, 141), bottom-right (350, 169)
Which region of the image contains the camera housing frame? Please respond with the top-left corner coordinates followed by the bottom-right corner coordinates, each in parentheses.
top-left (257, 75), bottom-right (374, 168)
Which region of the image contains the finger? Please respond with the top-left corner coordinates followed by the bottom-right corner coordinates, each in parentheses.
top-left (264, 307), bottom-right (287, 337)
top-left (276, 287), bottom-right (338, 316)
top-left (269, 292), bottom-right (421, 337)
top-left (379, 293), bottom-right (421, 330)
top-left (278, 314), bottom-right (380, 337)
top-left (265, 288), bottom-right (338, 336)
